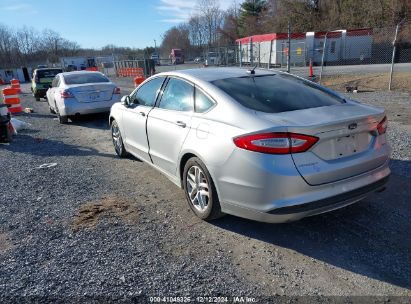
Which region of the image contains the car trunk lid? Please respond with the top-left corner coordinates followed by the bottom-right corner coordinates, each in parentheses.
top-left (257, 103), bottom-right (388, 185)
top-left (68, 83), bottom-right (114, 102)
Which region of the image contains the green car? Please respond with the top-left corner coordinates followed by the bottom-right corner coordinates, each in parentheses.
top-left (31, 68), bottom-right (63, 101)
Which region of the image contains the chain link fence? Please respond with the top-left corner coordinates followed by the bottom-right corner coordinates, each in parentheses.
top-left (232, 23), bottom-right (411, 92)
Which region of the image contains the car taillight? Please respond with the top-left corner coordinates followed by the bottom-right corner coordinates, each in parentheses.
top-left (233, 132), bottom-right (319, 154)
top-left (377, 116), bottom-right (387, 135)
top-left (60, 90), bottom-right (73, 98)
top-left (113, 87), bottom-right (121, 94)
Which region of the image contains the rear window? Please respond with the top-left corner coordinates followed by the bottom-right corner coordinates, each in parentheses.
top-left (64, 73), bottom-right (109, 85)
top-left (37, 69), bottom-right (62, 78)
top-left (212, 74), bottom-right (344, 113)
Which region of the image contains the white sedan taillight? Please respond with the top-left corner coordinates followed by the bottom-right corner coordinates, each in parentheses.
top-left (233, 132), bottom-right (319, 154)
top-left (60, 89), bottom-right (74, 98)
top-left (377, 116), bottom-right (387, 135)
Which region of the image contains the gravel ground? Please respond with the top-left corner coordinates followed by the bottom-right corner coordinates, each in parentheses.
top-left (0, 82), bottom-right (410, 303)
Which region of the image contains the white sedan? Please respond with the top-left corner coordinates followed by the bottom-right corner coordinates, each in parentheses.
top-left (46, 71), bottom-right (121, 123)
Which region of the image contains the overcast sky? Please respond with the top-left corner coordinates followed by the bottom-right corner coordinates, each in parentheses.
top-left (0, 0), bottom-right (239, 49)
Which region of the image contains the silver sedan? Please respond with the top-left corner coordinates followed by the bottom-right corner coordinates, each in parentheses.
top-left (109, 67), bottom-right (391, 223)
top-left (47, 71), bottom-right (121, 124)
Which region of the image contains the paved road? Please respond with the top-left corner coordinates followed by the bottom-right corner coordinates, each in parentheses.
top-left (1, 83), bottom-right (410, 301)
top-left (154, 62), bottom-right (411, 77)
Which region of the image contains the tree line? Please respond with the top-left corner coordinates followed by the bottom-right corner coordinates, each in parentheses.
top-left (0, 23), bottom-right (157, 69)
top-left (0, 23), bottom-right (81, 68)
top-left (160, 0), bottom-right (411, 58)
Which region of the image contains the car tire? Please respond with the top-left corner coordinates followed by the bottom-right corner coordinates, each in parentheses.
top-left (183, 157), bottom-right (224, 221)
top-left (58, 115), bottom-right (68, 124)
top-left (35, 96), bottom-right (40, 101)
top-left (111, 120), bottom-right (127, 158)
top-left (55, 101), bottom-right (68, 124)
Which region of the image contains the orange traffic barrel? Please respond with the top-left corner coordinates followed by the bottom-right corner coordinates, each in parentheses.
top-left (10, 79), bottom-right (21, 93)
top-left (134, 76), bottom-right (145, 87)
top-left (2, 87), bottom-right (22, 114)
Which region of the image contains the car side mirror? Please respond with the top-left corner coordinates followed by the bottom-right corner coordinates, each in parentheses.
top-left (121, 95), bottom-right (131, 106)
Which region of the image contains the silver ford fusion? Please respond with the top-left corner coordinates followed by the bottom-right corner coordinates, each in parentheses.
top-left (109, 67), bottom-right (391, 223)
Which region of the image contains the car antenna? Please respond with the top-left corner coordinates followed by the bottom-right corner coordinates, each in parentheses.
top-left (247, 65), bottom-right (257, 75)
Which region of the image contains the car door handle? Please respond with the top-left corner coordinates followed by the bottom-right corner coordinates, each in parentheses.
top-left (139, 111), bottom-right (146, 117)
top-left (175, 121), bottom-right (186, 128)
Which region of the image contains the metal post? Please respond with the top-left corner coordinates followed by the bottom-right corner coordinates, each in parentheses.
top-left (250, 37), bottom-right (254, 66)
top-left (319, 32), bottom-right (328, 83)
top-left (268, 39), bottom-right (273, 69)
top-left (239, 42), bottom-right (242, 67)
top-left (389, 20), bottom-right (404, 91)
top-left (287, 21), bottom-right (291, 73)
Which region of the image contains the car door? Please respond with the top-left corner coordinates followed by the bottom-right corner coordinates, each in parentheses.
top-left (147, 77), bottom-right (194, 176)
top-left (122, 76), bottom-right (166, 163)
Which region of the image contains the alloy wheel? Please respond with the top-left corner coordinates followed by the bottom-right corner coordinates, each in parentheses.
top-left (186, 165), bottom-right (210, 212)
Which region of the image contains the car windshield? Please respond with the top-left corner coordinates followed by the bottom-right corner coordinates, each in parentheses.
top-left (64, 73), bottom-right (109, 85)
top-left (37, 69), bottom-right (63, 78)
top-left (212, 74), bottom-right (345, 113)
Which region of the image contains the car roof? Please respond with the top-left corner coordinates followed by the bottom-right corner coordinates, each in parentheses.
top-left (60, 71), bottom-right (103, 77)
top-left (158, 67), bottom-right (276, 82)
top-left (35, 68), bottom-right (63, 71)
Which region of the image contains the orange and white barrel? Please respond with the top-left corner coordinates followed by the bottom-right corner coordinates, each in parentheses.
top-left (10, 79), bottom-right (21, 94)
top-left (2, 87), bottom-right (22, 114)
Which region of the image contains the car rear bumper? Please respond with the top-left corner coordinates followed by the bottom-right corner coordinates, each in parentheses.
top-left (59, 98), bottom-right (120, 116)
top-left (221, 172), bottom-right (390, 223)
top-left (211, 144), bottom-right (390, 223)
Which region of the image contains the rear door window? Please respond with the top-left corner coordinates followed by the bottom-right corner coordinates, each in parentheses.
top-left (158, 78), bottom-right (194, 112)
top-left (212, 74), bottom-right (344, 113)
top-left (64, 73), bottom-right (109, 85)
top-left (195, 88), bottom-right (215, 113)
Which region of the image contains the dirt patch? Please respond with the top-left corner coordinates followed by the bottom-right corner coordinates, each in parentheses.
top-left (72, 196), bottom-right (139, 232)
top-left (321, 71), bottom-right (411, 92)
top-left (0, 232), bottom-right (12, 253)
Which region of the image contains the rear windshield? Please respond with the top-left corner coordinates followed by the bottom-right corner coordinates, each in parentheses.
top-left (37, 69), bottom-right (63, 78)
top-left (212, 74), bottom-right (344, 113)
top-left (64, 73), bottom-right (109, 85)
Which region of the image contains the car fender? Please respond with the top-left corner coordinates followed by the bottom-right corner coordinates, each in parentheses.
top-left (109, 103), bottom-right (125, 135)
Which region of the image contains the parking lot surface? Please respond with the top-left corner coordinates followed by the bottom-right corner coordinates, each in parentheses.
top-left (1, 82), bottom-right (410, 301)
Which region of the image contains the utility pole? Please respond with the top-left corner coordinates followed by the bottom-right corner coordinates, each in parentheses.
top-left (319, 32), bottom-right (328, 83)
top-left (389, 19), bottom-right (405, 91)
top-left (286, 21), bottom-right (291, 73)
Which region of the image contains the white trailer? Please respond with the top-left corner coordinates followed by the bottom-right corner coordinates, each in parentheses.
top-left (237, 33), bottom-right (307, 67)
top-left (343, 28), bottom-right (373, 63)
top-left (60, 57), bottom-right (97, 71)
top-left (237, 28), bottom-right (373, 66)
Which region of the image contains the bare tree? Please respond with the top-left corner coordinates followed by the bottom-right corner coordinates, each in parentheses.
top-left (195, 0), bottom-right (224, 46)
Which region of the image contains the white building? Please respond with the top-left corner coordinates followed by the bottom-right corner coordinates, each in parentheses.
top-left (0, 68), bottom-right (31, 83)
top-left (60, 57), bottom-right (96, 70)
top-left (237, 28), bottom-right (373, 66)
